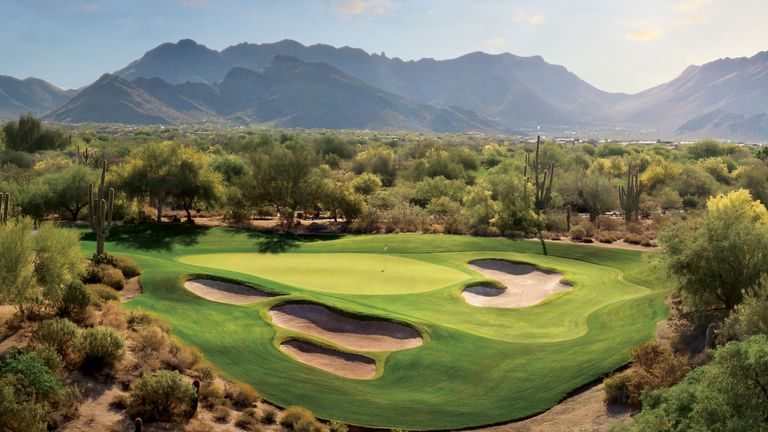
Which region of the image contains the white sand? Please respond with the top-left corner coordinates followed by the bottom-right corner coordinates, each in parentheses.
top-left (279, 340), bottom-right (376, 379)
top-left (183, 279), bottom-right (273, 305)
top-left (269, 303), bottom-right (423, 352)
top-left (463, 260), bottom-right (571, 308)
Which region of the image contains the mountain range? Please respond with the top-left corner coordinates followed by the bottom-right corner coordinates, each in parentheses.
top-left (1, 38), bottom-right (767, 139)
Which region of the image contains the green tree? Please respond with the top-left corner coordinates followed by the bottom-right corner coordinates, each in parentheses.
top-left (2, 114), bottom-right (65, 152)
top-left (171, 146), bottom-right (223, 223)
top-left (44, 164), bottom-right (95, 220)
top-left (577, 174), bottom-right (616, 222)
top-left (352, 147), bottom-right (397, 186)
top-left (246, 143), bottom-right (323, 227)
top-left (117, 141), bottom-right (180, 223)
top-left (659, 189), bottom-right (768, 309)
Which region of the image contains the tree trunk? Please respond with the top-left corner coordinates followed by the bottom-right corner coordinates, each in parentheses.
top-left (184, 207), bottom-right (194, 224)
top-left (155, 197), bottom-right (164, 223)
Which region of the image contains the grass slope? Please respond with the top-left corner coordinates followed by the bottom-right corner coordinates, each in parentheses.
top-left (77, 225), bottom-right (669, 430)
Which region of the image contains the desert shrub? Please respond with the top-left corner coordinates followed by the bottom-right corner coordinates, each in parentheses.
top-left (0, 374), bottom-right (48, 432)
top-left (76, 326), bottom-right (125, 371)
top-left (544, 212), bottom-right (568, 233)
top-left (625, 222), bottom-right (644, 234)
top-left (193, 363), bottom-right (216, 382)
top-left (213, 405), bottom-right (231, 422)
top-left (568, 225), bottom-right (587, 240)
top-left (199, 381), bottom-right (225, 409)
top-left (596, 215), bottom-right (621, 231)
top-left (126, 308), bottom-right (169, 332)
top-left (280, 406), bottom-right (316, 429)
top-left (261, 405), bottom-right (278, 424)
top-left (294, 417), bottom-right (323, 432)
top-left (98, 265), bottom-right (125, 291)
top-left (128, 370), bottom-right (196, 422)
top-left (100, 301), bottom-right (127, 331)
top-left (135, 326), bottom-right (169, 353)
top-left (603, 341), bottom-right (689, 408)
top-left (83, 262), bottom-right (102, 284)
top-left (623, 233), bottom-right (642, 244)
top-left (60, 280), bottom-right (91, 316)
top-left (164, 342), bottom-right (201, 372)
top-left (30, 344), bottom-right (64, 375)
top-left (594, 231), bottom-right (624, 243)
top-left (226, 382), bottom-right (261, 408)
top-left (86, 284), bottom-right (120, 303)
top-left (32, 318), bottom-right (79, 356)
top-left (329, 420), bottom-right (349, 432)
top-left (112, 256), bottom-right (141, 278)
top-left (235, 411), bottom-right (261, 431)
top-left (0, 350), bottom-right (63, 398)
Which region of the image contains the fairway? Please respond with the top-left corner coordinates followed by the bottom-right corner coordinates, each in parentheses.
top-left (179, 252), bottom-right (471, 294)
top-left (79, 226), bottom-right (670, 430)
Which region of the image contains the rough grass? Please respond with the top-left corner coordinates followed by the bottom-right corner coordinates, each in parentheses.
top-left (76, 225), bottom-right (670, 430)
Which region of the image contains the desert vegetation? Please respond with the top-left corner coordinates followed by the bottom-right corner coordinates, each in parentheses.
top-left (3, 115), bottom-right (768, 430)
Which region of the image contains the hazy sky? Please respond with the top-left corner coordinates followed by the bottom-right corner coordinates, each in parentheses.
top-left (1, 0), bottom-right (766, 93)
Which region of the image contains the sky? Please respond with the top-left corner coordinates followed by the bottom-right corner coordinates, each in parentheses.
top-left (1, 0), bottom-right (766, 93)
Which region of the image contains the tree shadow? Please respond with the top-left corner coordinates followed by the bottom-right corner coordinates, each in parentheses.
top-left (255, 234), bottom-right (301, 254)
top-left (81, 223), bottom-right (209, 252)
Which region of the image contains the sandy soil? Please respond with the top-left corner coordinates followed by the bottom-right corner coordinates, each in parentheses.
top-left (537, 238), bottom-right (660, 252)
top-left (279, 340), bottom-right (377, 379)
top-left (463, 260), bottom-right (571, 308)
top-left (184, 279), bottom-right (274, 305)
top-left (121, 276), bottom-right (142, 302)
top-left (269, 303), bottom-right (423, 352)
top-left (473, 383), bottom-right (633, 432)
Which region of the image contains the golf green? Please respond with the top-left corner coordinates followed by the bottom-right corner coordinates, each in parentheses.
top-left (78, 225), bottom-right (670, 430)
top-left (178, 252), bottom-right (471, 294)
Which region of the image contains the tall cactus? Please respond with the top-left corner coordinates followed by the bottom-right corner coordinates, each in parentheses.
top-left (524, 136), bottom-right (556, 255)
top-left (77, 145), bottom-right (91, 166)
top-left (619, 164), bottom-right (643, 222)
top-left (89, 160), bottom-right (115, 256)
top-left (0, 192), bottom-right (9, 224)
top-left (525, 136), bottom-right (555, 214)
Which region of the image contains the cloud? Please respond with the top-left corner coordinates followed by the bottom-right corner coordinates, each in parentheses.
top-left (512, 10), bottom-right (544, 26)
top-left (625, 28), bottom-right (665, 41)
top-left (335, 0), bottom-right (391, 17)
top-left (676, 14), bottom-right (710, 25)
top-left (674, 0), bottom-right (715, 13)
top-left (485, 37), bottom-right (507, 52)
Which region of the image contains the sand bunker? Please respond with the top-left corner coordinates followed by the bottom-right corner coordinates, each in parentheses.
top-left (184, 279), bottom-right (273, 305)
top-left (269, 303), bottom-right (423, 352)
top-left (463, 260), bottom-right (571, 308)
top-left (279, 340), bottom-right (376, 379)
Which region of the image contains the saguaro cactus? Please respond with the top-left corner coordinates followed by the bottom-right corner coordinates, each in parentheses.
top-left (77, 145), bottom-right (91, 166)
top-left (524, 136), bottom-right (556, 255)
top-left (525, 136), bottom-right (555, 214)
top-left (89, 160), bottom-right (115, 256)
top-left (0, 192), bottom-right (9, 224)
top-left (619, 164), bottom-right (643, 222)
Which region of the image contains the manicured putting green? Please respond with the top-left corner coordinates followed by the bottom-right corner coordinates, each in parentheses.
top-left (76, 226), bottom-right (670, 430)
top-left (178, 252), bottom-right (470, 294)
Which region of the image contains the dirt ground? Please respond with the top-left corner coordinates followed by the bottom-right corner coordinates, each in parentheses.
top-left (471, 383), bottom-right (634, 432)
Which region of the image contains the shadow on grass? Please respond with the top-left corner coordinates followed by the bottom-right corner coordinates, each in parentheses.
top-left (81, 223), bottom-right (209, 251)
top-left (222, 227), bottom-right (345, 254)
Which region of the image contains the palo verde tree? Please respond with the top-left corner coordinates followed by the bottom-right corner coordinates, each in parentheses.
top-left (89, 160), bottom-right (115, 257)
top-left (245, 142), bottom-right (324, 228)
top-left (619, 164), bottom-right (643, 222)
top-left (171, 146), bottom-right (223, 224)
top-left (659, 189), bottom-right (768, 310)
top-left (524, 136), bottom-right (555, 255)
top-left (45, 164), bottom-right (95, 220)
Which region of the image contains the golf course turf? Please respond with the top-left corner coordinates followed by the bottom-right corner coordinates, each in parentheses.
top-left (79, 225), bottom-right (670, 430)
